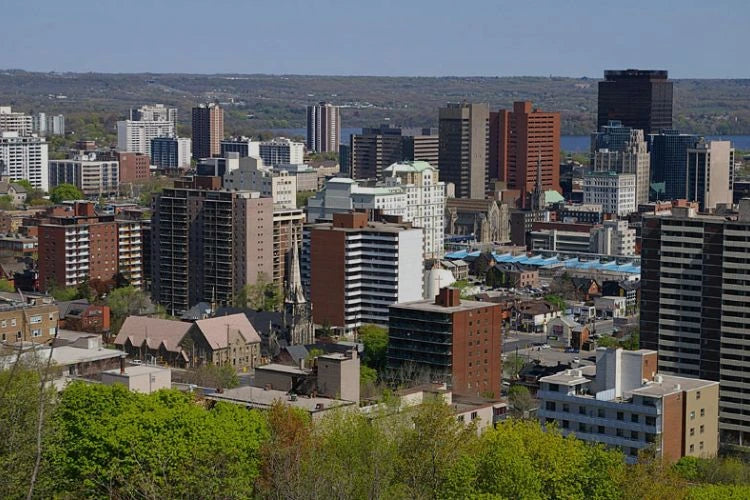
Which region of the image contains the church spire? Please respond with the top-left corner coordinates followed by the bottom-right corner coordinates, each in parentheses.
top-left (285, 230), bottom-right (306, 305)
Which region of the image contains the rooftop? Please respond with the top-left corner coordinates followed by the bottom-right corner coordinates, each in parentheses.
top-left (207, 386), bottom-right (354, 413)
top-left (391, 297), bottom-right (495, 313)
top-left (103, 365), bottom-right (169, 377)
top-left (539, 369), bottom-right (589, 386)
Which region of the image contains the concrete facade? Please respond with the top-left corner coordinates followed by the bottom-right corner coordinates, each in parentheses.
top-left (439, 102), bottom-right (489, 199)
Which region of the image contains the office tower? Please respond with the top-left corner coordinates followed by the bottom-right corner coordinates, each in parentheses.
top-left (641, 201), bottom-right (750, 446)
top-left (583, 172), bottom-right (636, 216)
top-left (38, 201), bottom-right (142, 288)
top-left (686, 140), bottom-right (734, 211)
top-left (116, 151), bottom-right (150, 184)
top-left (0, 107), bottom-right (32, 135)
top-left (589, 219), bottom-right (636, 256)
top-left (490, 101), bottom-right (561, 207)
top-left (0, 133), bottom-right (49, 191)
top-left (307, 161), bottom-right (446, 259)
top-left (151, 136), bottom-right (191, 169)
top-left (439, 102), bottom-right (489, 199)
top-left (151, 188), bottom-right (273, 314)
top-left (116, 119), bottom-right (174, 155)
top-left (306, 102), bottom-right (340, 153)
top-left (591, 121), bottom-right (651, 205)
top-left (338, 144), bottom-right (351, 175)
top-left (538, 348), bottom-right (719, 462)
top-left (49, 153), bottom-right (119, 196)
top-left (649, 130), bottom-right (701, 201)
top-left (350, 125), bottom-right (439, 180)
top-left (130, 104), bottom-right (177, 126)
top-left (598, 69), bottom-right (673, 134)
top-left (192, 103), bottom-right (224, 159)
top-left (387, 287), bottom-right (503, 397)
top-left (305, 212), bottom-right (423, 334)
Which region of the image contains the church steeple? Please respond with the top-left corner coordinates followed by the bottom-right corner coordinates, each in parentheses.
top-left (285, 232), bottom-right (306, 305)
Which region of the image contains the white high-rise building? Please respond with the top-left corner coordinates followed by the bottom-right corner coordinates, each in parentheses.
top-left (0, 107), bottom-right (32, 135)
top-left (0, 132), bottom-right (49, 191)
top-left (258, 137), bottom-right (304, 166)
top-left (307, 161), bottom-right (446, 259)
top-left (590, 219), bottom-right (636, 256)
top-left (32, 113), bottom-right (65, 136)
top-left (49, 153), bottom-right (119, 196)
top-left (306, 102), bottom-right (340, 153)
top-left (583, 172), bottom-right (636, 217)
top-left (117, 120), bottom-right (175, 155)
top-left (130, 104), bottom-right (177, 126)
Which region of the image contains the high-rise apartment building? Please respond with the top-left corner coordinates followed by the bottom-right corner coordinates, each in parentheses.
top-left (306, 102), bottom-right (340, 153)
top-left (591, 121), bottom-right (651, 205)
top-left (640, 201), bottom-right (750, 447)
top-left (192, 103), bottom-right (224, 159)
top-left (583, 172), bottom-right (636, 216)
top-left (350, 125), bottom-right (439, 180)
top-left (305, 212), bottom-right (423, 334)
top-left (32, 113), bottom-right (65, 136)
top-left (439, 102), bottom-right (489, 199)
top-left (130, 104), bottom-right (177, 126)
top-left (38, 202), bottom-right (142, 288)
top-left (649, 130), bottom-right (701, 201)
top-left (223, 156), bottom-right (297, 209)
top-left (307, 161), bottom-right (446, 259)
top-left (490, 101), bottom-right (561, 207)
top-left (151, 188), bottom-right (273, 314)
top-left (49, 153), bottom-right (119, 196)
top-left (151, 136), bottom-right (191, 169)
top-left (387, 287), bottom-right (503, 397)
top-left (0, 132), bottom-right (49, 191)
top-left (598, 69), bottom-right (673, 135)
top-left (117, 119), bottom-right (175, 155)
top-left (686, 140), bottom-right (734, 211)
top-left (0, 107), bottom-right (32, 135)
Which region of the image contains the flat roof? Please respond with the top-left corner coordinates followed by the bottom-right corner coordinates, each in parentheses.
top-left (540, 369), bottom-right (590, 386)
top-left (631, 375), bottom-right (718, 397)
top-left (391, 297), bottom-right (496, 313)
top-left (103, 365), bottom-right (169, 377)
top-left (207, 386), bottom-right (355, 411)
top-left (255, 363), bottom-right (309, 376)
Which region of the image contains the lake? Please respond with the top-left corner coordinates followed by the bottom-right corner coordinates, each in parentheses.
top-left (270, 128), bottom-right (750, 153)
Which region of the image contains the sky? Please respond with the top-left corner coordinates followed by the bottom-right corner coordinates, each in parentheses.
top-left (2, 0), bottom-right (749, 78)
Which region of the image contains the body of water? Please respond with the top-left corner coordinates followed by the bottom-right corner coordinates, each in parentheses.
top-left (270, 128), bottom-right (750, 153)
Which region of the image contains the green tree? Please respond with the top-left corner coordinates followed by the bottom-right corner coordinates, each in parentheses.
top-left (106, 285), bottom-right (151, 334)
top-left (0, 195), bottom-right (14, 210)
top-left (49, 183), bottom-right (84, 203)
top-left (0, 279), bottom-right (14, 292)
top-left (0, 363), bottom-right (56, 499)
top-left (508, 385), bottom-right (535, 417)
top-left (182, 364), bottom-right (239, 390)
top-left (597, 336), bottom-right (620, 348)
top-left (48, 284), bottom-right (79, 301)
top-left (545, 294), bottom-right (567, 311)
top-left (43, 383), bottom-right (268, 499)
top-left (295, 190), bottom-right (317, 209)
top-left (358, 323), bottom-right (388, 373)
top-left (240, 273), bottom-right (282, 312)
top-left (504, 353), bottom-right (526, 380)
top-left (619, 327), bottom-right (640, 350)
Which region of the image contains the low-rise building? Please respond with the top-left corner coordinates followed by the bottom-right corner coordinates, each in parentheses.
top-left (485, 263), bottom-right (539, 289)
top-left (538, 348), bottom-right (720, 462)
top-left (49, 153), bottom-right (119, 197)
top-left (514, 299), bottom-right (562, 333)
top-left (0, 233), bottom-right (36, 257)
top-left (594, 296), bottom-right (627, 319)
top-left (101, 364), bottom-right (171, 394)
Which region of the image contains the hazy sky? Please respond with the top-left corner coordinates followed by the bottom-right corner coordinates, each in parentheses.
top-left (2, 0), bottom-right (748, 78)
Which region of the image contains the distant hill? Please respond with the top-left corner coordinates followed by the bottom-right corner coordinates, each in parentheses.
top-left (1, 70), bottom-right (749, 137)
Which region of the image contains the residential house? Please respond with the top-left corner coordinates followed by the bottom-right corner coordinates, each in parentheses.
top-left (486, 263), bottom-right (539, 289)
top-left (602, 279), bottom-right (641, 314)
top-left (571, 278), bottom-right (602, 301)
top-left (0, 182), bottom-right (27, 206)
top-left (546, 316), bottom-right (579, 347)
top-left (58, 299), bottom-right (111, 333)
top-left (594, 296), bottom-right (627, 319)
top-left (514, 299), bottom-right (561, 333)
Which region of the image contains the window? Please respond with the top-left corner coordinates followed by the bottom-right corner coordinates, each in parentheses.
top-left (11, 319), bottom-right (16, 326)
top-left (690, 428), bottom-right (695, 436)
top-left (700, 408), bottom-right (705, 417)
top-left (631, 414), bottom-right (639, 423)
top-left (690, 411), bottom-right (696, 420)
top-left (546, 402), bottom-right (556, 411)
top-left (616, 428), bottom-right (624, 437)
top-left (31, 329), bottom-right (41, 338)
top-left (457, 415), bottom-right (464, 422)
top-left (562, 420), bottom-right (569, 429)
top-left (49, 327), bottom-right (56, 337)
top-left (696, 391), bottom-right (701, 400)
top-left (0, 320), bottom-right (6, 328)
top-left (548, 383), bottom-right (559, 392)
top-left (689, 444), bottom-right (695, 453)
top-left (631, 431), bottom-right (639, 440)
top-left (471, 411), bottom-right (478, 421)
top-left (597, 409), bottom-right (605, 418)
top-left (598, 426), bottom-right (605, 434)
top-left (562, 404), bottom-right (569, 413)
top-left (617, 412), bottom-right (624, 421)
top-left (579, 406), bottom-right (586, 415)
top-left (700, 425), bottom-right (704, 434)
top-left (699, 441), bottom-right (704, 450)
top-left (30, 315), bottom-right (42, 324)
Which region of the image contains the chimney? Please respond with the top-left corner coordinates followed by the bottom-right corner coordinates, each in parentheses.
top-left (119, 355), bottom-right (126, 375)
top-left (299, 357), bottom-right (305, 370)
top-left (435, 287), bottom-right (460, 307)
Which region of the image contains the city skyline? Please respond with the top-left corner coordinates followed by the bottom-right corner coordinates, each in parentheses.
top-left (1, 0), bottom-right (748, 78)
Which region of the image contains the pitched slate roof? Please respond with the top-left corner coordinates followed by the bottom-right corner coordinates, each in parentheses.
top-left (194, 313), bottom-right (262, 349)
top-left (114, 316), bottom-right (192, 353)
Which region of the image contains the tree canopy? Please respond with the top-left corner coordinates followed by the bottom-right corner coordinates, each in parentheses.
top-left (49, 183), bottom-right (83, 203)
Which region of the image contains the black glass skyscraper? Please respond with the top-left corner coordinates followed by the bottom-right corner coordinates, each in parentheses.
top-left (649, 130), bottom-right (700, 201)
top-left (598, 69), bottom-right (673, 135)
